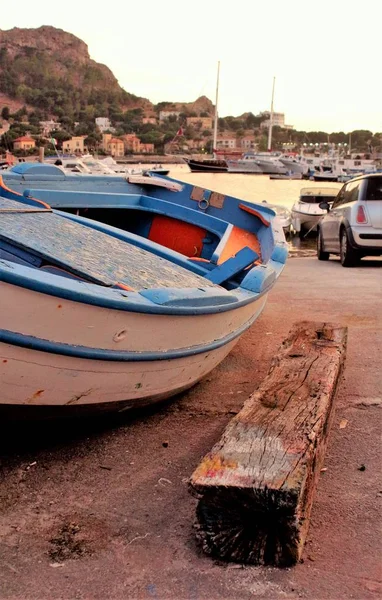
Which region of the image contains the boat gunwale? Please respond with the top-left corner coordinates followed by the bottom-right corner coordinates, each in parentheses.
top-left (0, 259), bottom-right (276, 315)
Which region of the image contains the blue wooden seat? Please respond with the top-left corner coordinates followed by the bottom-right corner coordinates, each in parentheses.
top-left (204, 247), bottom-right (259, 285)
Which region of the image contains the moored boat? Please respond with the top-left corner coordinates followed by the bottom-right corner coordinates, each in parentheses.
top-left (269, 172), bottom-right (303, 180)
top-left (184, 158), bottom-right (228, 173)
top-left (261, 201), bottom-right (292, 235)
top-left (0, 174), bottom-right (287, 413)
top-left (291, 186), bottom-right (339, 236)
top-left (227, 152), bottom-right (288, 175)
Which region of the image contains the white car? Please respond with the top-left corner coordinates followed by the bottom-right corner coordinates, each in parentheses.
top-left (317, 174), bottom-right (382, 266)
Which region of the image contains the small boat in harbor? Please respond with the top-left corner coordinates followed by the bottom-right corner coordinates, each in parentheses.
top-left (312, 166), bottom-right (342, 182)
top-left (48, 156), bottom-right (170, 177)
top-left (227, 152), bottom-right (288, 175)
top-left (261, 201), bottom-right (292, 235)
top-left (184, 157), bottom-right (228, 173)
top-left (270, 172), bottom-right (303, 180)
top-left (0, 174), bottom-right (287, 413)
top-left (291, 186), bottom-right (339, 236)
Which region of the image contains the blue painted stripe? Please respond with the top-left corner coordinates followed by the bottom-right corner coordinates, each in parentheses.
top-left (0, 308), bottom-right (264, 362)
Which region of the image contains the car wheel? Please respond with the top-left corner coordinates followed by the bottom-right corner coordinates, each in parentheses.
top-left (317, 229), bottom-right (329, 261)
top-left (340, 228), bottom-right (359, 267)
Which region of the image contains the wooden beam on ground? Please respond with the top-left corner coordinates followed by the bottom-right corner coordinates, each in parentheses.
top-left (190, 321), bottom-right (347, 567)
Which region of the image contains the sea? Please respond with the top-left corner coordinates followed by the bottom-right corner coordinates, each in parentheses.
top-left (137, 163), bottom-right (343, 210)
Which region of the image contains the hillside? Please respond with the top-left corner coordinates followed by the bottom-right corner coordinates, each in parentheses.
top-left (0, 26), bottom-right (153, 118)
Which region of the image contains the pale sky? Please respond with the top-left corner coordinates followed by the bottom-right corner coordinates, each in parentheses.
top-left (2, 0), bottom-right (381, 133)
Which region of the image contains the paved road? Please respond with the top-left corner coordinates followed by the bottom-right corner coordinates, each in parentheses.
top-left (0, 257), bottom-right (381, 599)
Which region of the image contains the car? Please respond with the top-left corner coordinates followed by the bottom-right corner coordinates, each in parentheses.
top-left (317, 173), bottom-right (382, 266)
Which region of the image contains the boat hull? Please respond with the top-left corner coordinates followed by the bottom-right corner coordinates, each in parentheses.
top-left (270, 173), bottom-right (302, 180)
top-left (291, 209), bottom-right (323, 233)
top-left (313, 174), bottom-right (339, 182)
top-left (226, 161), bottom-right (262, 174)
top-left (0, 280), bottom-right (267, 408)
top-left (0, 337), bottom-right (239, 409)
top-left (186, 159), bottom-right (228, 173)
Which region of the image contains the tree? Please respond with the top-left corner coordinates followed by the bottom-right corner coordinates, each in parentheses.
top-left (85, 133), bottom-right (101, 149)
top-left (49, 129), bottom-right (72, 147)
top-left (1, 106), bottom-right (10, 120)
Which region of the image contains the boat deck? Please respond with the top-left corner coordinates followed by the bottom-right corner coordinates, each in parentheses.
top-left (0, 198), bottom-right (216, 291)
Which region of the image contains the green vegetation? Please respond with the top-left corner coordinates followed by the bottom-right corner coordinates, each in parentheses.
top-left (0, 41), bottom-right (380, 156)
top-left (0, 47), bottom-right (137, 119)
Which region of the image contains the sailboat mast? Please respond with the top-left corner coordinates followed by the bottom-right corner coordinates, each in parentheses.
top-left (212, 61), bottom-right (220, 159)
top-left (267, 76), bottom-right (276, 151)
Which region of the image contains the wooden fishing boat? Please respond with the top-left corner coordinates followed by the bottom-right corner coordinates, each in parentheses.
top-left (0, 175), bottom-right (287, 413)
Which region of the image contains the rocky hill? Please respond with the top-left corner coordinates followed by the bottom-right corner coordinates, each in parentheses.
top-left (0, 27), bottom-right (216, 121)
top-left (0, 26), bottom-right (153, 118)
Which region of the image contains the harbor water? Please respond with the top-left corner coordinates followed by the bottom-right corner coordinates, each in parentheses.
top-left (141, 164), bottom-right (343, 210)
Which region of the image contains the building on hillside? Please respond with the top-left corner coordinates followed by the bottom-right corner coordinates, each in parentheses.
top-left (101, 133), bottom-right (124, 157)
top-left (95, 117), bottom-right (115, 133)
top-left (138, 142), bottom-right (155, 153)
top-left (121, 134), bottom-right (154, 154)
top-left (121, 134), bottom-right (141, 154)
top-left (187, 139), bottom-right (207, 151)
top-left (142, 117), bottom-right (157, 125)
top-left (13, 136), bottom-right (36, 151)
top-left (62, 136), bottom-right (86, 154)
top-left (216, 136), bottom-right (237, 149)
top-left (239, 136), bottom-right (257, 150)
top-left (159, 111), bottom-right (181, 122)
top-left (186, 117), bottom-right (213, 130)
top-left (260, 112), bottom-right (294, 130)
top-left (40, 120), bottom-right (61, 136)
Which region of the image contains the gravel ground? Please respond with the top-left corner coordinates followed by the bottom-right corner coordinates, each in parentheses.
top-left (0, 256), bottom-right (381, 600)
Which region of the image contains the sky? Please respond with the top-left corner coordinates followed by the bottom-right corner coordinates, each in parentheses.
top-left (1, 0), bottom-right (382, 133)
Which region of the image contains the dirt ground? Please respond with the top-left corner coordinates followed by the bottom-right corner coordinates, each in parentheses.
top-left (0, 256), bottom-right (381, 600)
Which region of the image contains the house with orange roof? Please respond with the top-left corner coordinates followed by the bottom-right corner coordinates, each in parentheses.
top-left (102, 134), bottom-right (124, 157)
top-left (13, 136), bottom-right (36, 151)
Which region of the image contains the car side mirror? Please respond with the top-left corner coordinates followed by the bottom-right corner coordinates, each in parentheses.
top-left (319, 201), bottom-right (330, 211)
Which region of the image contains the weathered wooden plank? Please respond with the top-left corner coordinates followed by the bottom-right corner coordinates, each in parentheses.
top-left (190, 321), bottom-right (347, 567)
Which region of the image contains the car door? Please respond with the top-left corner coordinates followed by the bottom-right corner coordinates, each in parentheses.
top-left (333, 180), bottom-right (362, 245)
top-left (321, 188), bottom-right (346, 250)
top-left (327, 182), bottom-right (361, 250)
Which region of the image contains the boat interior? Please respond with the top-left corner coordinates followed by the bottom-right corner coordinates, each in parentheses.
top-left (298, 187), bottom-right (339, 204)
top-left (0, 177), bottom-right (279, 294)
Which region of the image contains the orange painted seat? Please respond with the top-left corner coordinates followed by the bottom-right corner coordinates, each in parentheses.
top-left (148, 215), bottom-right (206, 258)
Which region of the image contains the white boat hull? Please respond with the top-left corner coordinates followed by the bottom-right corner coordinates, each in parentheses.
top-left (0, 338), bottom-right (238, 409)
top-left (0, 281), bottom-right (267, 408)
top-left (291, 203), bottom-right (326, 233)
